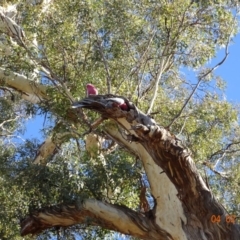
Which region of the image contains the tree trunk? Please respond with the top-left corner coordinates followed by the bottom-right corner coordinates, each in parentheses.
top-left (20, 95), bottom-right (240, 240)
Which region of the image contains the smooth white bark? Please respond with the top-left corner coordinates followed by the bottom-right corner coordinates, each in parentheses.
top-left (84, 199), bottom-right (146, 235)
top-left (21, 198), bottom-right (163, 239)
top-left (106, 121), bottom-right (187, 240)
top-left (0, 67), bottom-right (47, 103)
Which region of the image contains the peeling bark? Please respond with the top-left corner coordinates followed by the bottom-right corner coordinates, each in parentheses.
top-left (20, 199), bottom-right (172, 240)
top-left (72, 96), bottom-right (240, 239)
top-left (20, 95), bottom-right (240, 239)
top-left (105, 123), bottom-right (187, 240)
top-left (1, 3), bottom-right (238, 240)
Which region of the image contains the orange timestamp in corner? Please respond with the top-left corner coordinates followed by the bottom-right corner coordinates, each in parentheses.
top-left (210, 214), bottom-right (236, 224)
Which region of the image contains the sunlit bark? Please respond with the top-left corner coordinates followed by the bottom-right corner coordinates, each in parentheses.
top-left (20, 95), bottom-right (240, 239)
top-left (105, 124), bottom-right (187, 240)
top-left (1, 3), bottom-right (239, 239)
top-left (0, 67), bottom-right (47, 103)
top-left (20, 199), bottom-right (172, 240)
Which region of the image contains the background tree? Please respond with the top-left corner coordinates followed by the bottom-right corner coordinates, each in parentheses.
top-left (0, 0), bottom-right (240, 239)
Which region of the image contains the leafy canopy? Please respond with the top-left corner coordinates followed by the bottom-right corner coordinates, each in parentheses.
top-left (0, 0), bottom-right (240, 238)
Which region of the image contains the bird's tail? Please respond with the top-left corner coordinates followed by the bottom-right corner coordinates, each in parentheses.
top-left (71, 102), bottom-right (84, 108)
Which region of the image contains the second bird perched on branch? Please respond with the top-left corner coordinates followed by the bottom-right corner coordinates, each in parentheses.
top-left (76, 83), bottom-right (128, 111)
top-left (86, 84), bottom-right (98, 97)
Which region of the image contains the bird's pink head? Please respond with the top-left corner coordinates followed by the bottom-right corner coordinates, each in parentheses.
top-left (86, 83), bottom-right (98, 96)
top-left (120, 102), bottom-right (128, 110)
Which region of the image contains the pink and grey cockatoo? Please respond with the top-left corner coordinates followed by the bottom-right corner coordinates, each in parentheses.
top-left (72, 83), bottom-right (128, 111)
top-left (86, 83), bottom-right (98, 97)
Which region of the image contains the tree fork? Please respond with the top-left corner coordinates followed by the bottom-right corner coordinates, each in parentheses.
top-left (20, 95), bottom-right (240, 239)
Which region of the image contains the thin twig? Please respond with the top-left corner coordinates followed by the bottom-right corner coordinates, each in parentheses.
top-left (167, 40), bottom-right (230, 129)
top-left (96, 33), bottom-right (111, 94)
top-left (91, 117), bottom-right (105, 129)
top-left (208, 141), bottom-right (240, 168)
top-left (81, 117), bottom-right (106, 137)
top-left (147, 52), bottom-right (171, 115)
top-left (115, 29), bottom-right (157, 97)
top-left (202, 161), bottom-right (229, 179)
top-left (0, 116), bottom-right (19, 128)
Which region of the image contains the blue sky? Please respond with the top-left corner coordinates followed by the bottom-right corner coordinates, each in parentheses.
top-left (215, 34), bottom-right (240, 103)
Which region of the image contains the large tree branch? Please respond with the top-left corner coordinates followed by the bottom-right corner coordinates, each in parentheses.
top-left (20, 95), bottom-right (240, 239)
top-left (66, 95), bottom-right (240, 238)
top-left (0, 3), bottom-right (56, 83)
top-left (20, 199), bottom-right (171, 240)
top-left (0, 67), bottom-right (47, 103)
top-left (70, 95), bottom-right (209, 198)
top-left (0, 68), bottom-right (92, 166)
top-left (0, 68), bottom-right (80, 165)
top-left (105, 122), bottom-right (187, 239)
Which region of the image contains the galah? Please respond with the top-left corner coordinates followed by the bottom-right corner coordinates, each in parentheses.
top-left (108, 97), bottom-right (128, 110)
top-left (86, 83), bottom-right (98, 97)
top-left (72, 83), bottom-right (128, 111)
top-left (72, 83), bottom-right (98, 108)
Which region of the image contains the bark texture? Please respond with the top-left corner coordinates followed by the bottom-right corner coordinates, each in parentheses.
top-left (20, 95), bottom-right (240, 240)
top-left (21, 199), bottom-right (172, 240)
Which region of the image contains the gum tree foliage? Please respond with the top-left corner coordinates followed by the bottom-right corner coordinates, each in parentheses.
top-left (0, 0), bottom-right (240, 239)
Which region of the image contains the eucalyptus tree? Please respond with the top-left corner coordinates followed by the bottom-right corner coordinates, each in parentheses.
top-left (0, 0), bottom-right (240, 239)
